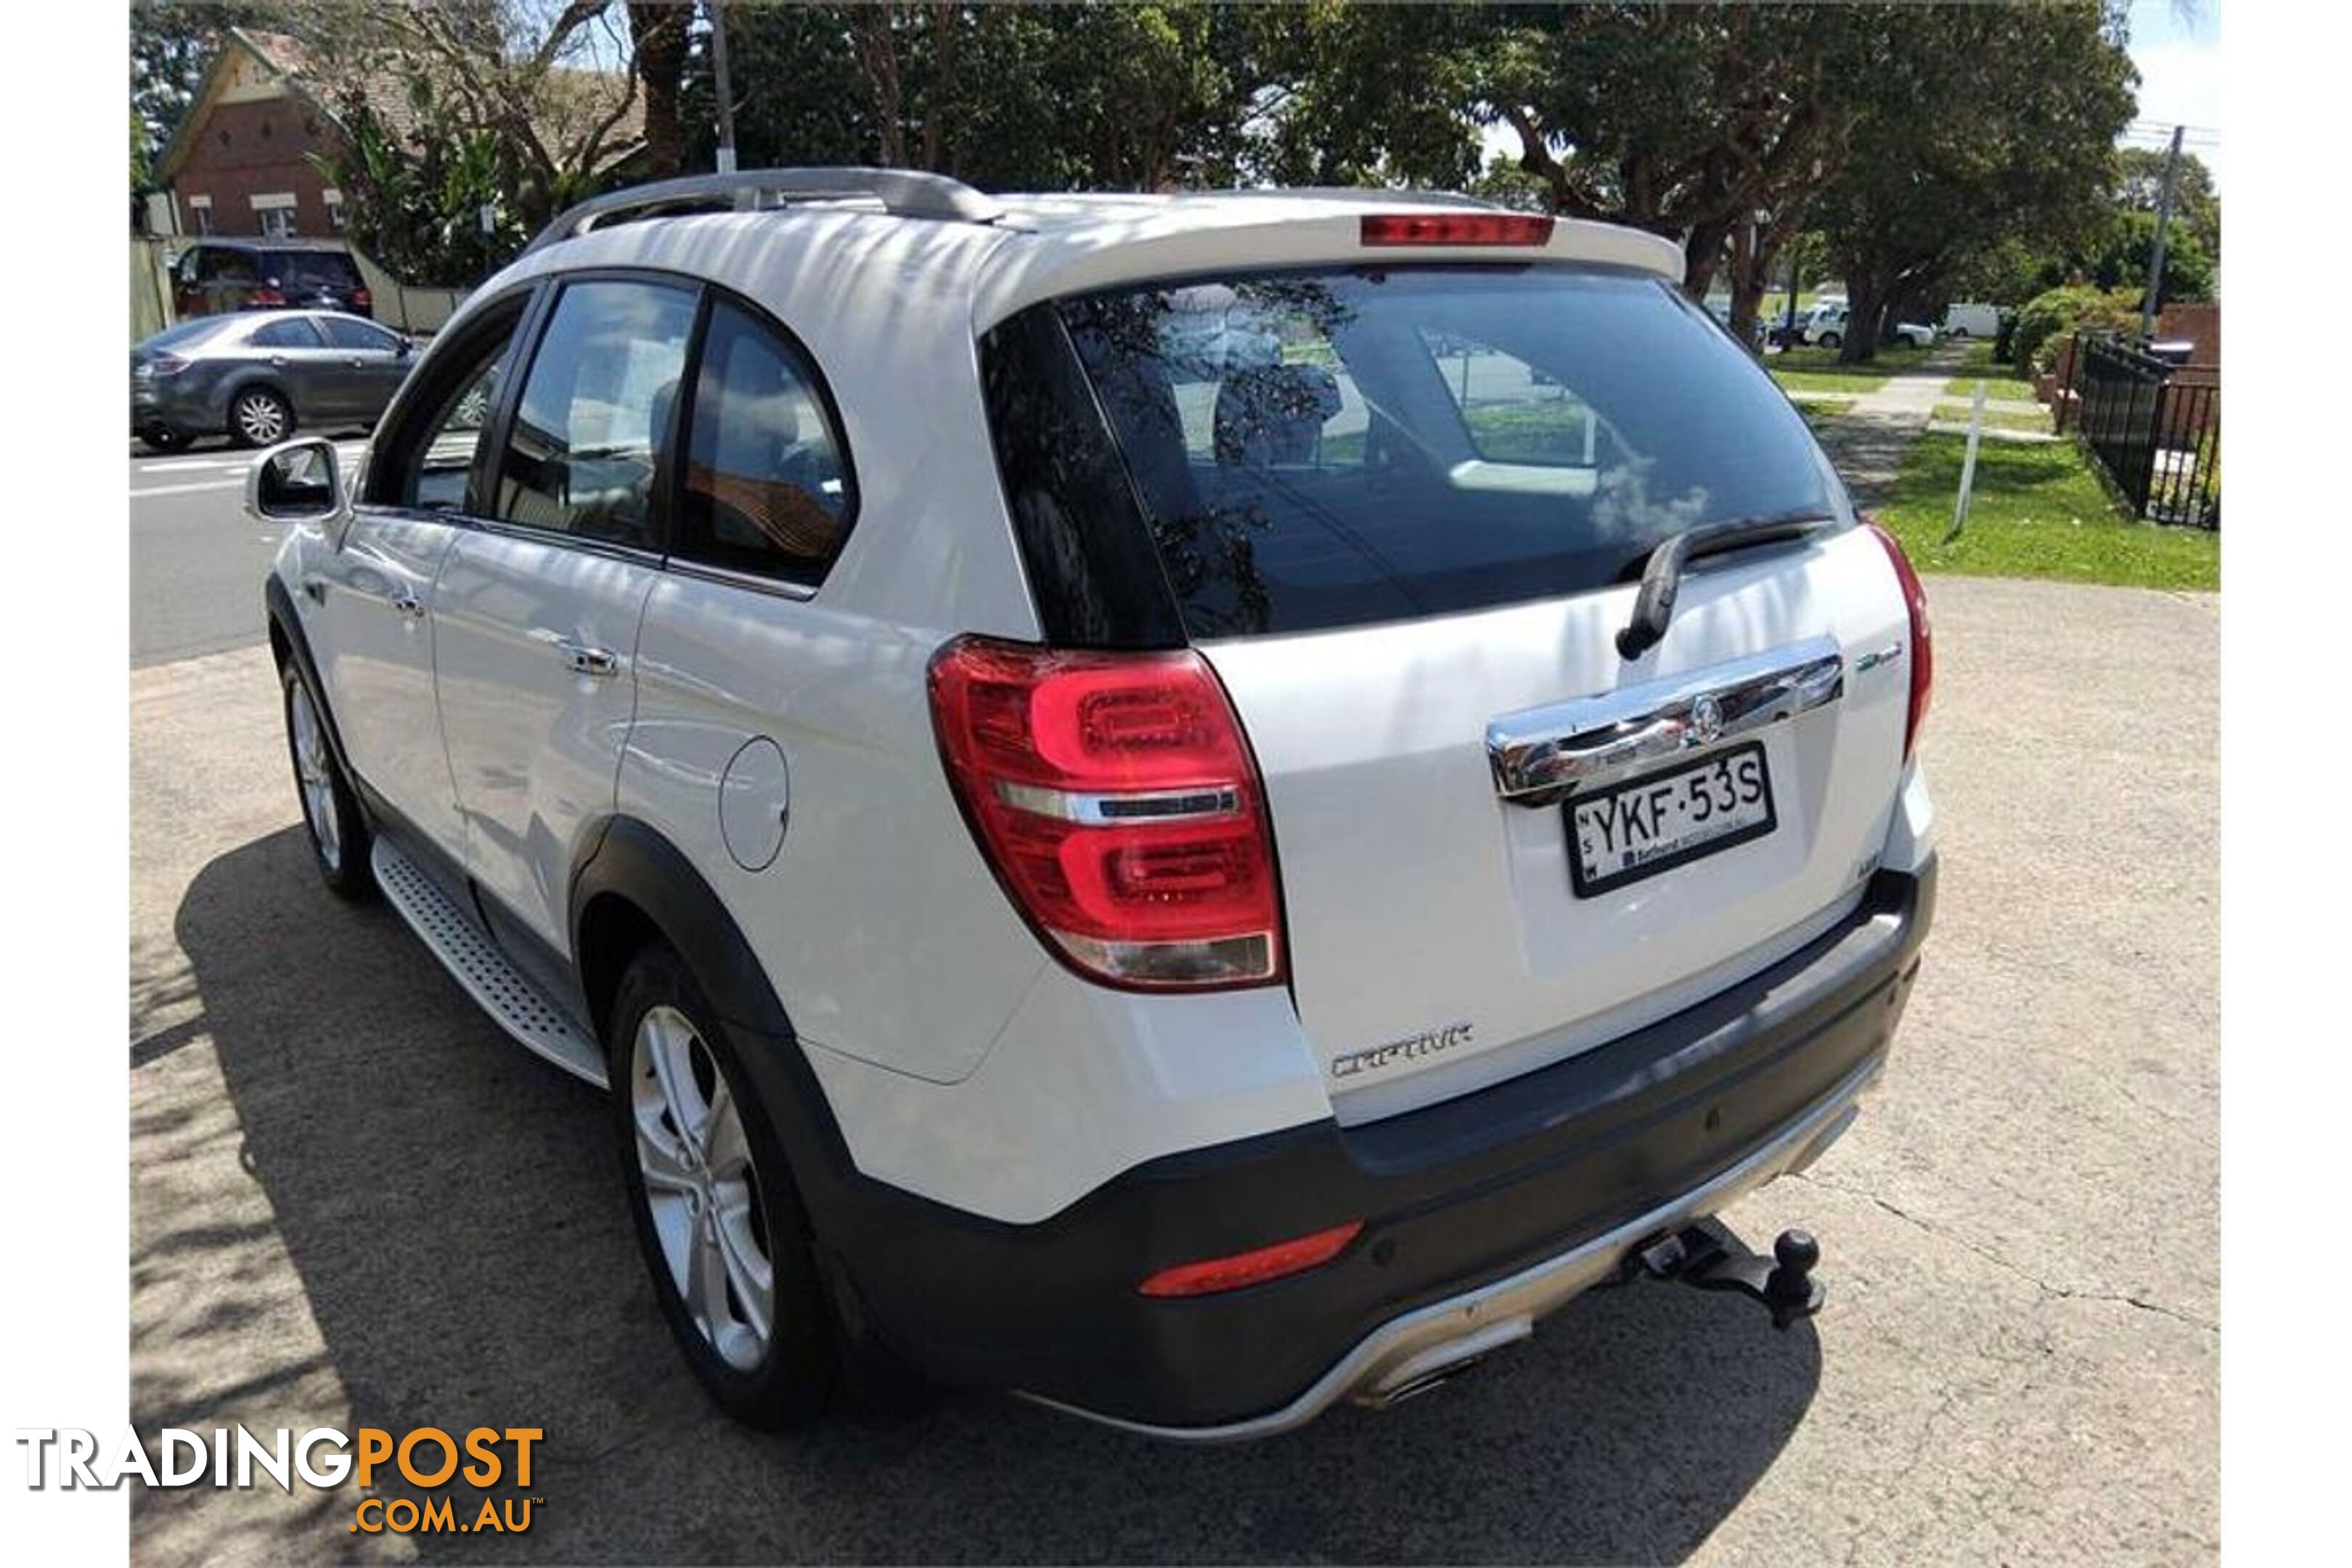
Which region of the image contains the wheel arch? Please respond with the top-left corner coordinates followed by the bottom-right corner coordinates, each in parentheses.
top-left (568, 815), bottom-right (799, 1049)
top-left (264, 574), bottom-right (357, 785)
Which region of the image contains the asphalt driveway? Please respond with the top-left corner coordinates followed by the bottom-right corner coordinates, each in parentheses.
top-left (128, 573), bottom-right (2218, 1566)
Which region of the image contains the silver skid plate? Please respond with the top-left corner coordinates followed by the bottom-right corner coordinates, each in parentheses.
top-left (371, 838), bottom-right (608, 1087)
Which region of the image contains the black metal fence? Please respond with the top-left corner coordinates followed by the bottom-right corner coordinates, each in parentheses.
top-left (2061, 332), bottom-right (2220, 530)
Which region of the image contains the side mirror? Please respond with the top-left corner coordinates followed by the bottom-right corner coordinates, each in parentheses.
top-left (246, 436), bottom-right (346, 524)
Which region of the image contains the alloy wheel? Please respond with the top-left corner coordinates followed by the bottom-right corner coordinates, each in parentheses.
top-left (630, 1005), bottom-right (774, 1373)
top-left (235, 392), bottom-right (288, 446)
top-left (287, 680), bottom-right (340, 873)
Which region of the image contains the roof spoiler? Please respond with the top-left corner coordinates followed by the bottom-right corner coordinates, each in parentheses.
top-left (520, 167), bottom-right (1003, 259)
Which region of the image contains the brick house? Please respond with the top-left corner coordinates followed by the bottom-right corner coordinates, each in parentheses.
top-left (154, 28), bottom-right (645, 242)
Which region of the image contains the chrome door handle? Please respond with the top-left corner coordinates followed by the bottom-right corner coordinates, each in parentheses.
top-left (388, 589), bottom-right (425, 619)
top-left (558, 638), bottom-right (620, 677)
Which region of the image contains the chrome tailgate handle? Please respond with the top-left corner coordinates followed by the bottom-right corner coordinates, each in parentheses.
top-left (1486, 636), bottom-right (1846, 807)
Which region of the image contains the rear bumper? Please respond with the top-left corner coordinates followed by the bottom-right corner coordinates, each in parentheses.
top-left (803, 859), bottom-right (1935, 1435)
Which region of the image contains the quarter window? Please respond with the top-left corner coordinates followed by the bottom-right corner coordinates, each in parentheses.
top-left (676, 301), bottom-right (854, 581)
top-left (492, 279), bottom-right (695, 549)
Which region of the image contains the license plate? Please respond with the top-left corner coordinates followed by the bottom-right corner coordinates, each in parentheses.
top-left (1567, 742), bottom-right (1776, 897)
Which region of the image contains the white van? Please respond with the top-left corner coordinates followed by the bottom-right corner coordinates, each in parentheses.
top-left (1942, 303), bottom-right (1999, 339)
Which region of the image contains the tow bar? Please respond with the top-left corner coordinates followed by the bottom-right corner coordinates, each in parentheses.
top-left (1628, 1218), bottom-right (1826, 1329)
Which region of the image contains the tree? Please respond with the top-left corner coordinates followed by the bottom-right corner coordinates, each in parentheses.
top-left (692, 4), bottom-right (1261, 191)
top-left (2115, 143), bottom-right (2218, 262)
top-left (1810, 3), bottom-right (2135, 361)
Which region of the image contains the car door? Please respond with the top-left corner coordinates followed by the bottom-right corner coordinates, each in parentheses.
top-left (312, 295), bottom-right (528, 860)
top-left (317, 314), bottom-right (411, 422)
top-left (431, 274), bottom-right (695, 957)
top-left (242, 314), bottom-right (352, 422)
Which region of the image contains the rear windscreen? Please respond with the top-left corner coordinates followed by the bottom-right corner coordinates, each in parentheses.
top-left (1043, 264), bottom-right (1841, 640)
top-left (269, 250), bottom-right (362, 290)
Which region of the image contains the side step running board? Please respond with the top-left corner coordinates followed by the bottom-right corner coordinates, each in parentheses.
top-left (371, 838), bottom-right (608, 1089)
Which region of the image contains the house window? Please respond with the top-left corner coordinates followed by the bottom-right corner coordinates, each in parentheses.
top-left (323, 188), bottom-right (348, 232)
top-left (187, 194), bottom-right (215, 236)
top-left (250, 192), bottom-right (298, 240)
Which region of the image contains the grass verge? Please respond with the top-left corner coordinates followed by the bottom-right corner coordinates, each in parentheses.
top-left (1774, 368), bottom-right (1890, 394)
top-left (1873, 432), bottom-right (2218, 591)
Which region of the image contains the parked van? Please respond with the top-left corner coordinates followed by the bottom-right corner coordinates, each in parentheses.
top-left (1941, 302), bottom-right (1999, 339)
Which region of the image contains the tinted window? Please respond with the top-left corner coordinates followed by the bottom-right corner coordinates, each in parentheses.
top-left (270, 250), bottom-right (362, 290)
top-left (676, 300), bottom-right (854, 581)
top-left (248, 317), bottom-right (324, 348)
top-left (493, 279), bottom-right (694, 547)
top-left (209, 249), bottom-right (260, 284)
top-left (319, 316), bottom-right (399, 351)
top-left (140, 317), bottom-right (234, 352)
top-left (1049, 266), bottom-right (1839, 639)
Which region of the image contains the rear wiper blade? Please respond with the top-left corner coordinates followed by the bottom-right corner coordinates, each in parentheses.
top-left (1615, 513), bottom-right (1836, 661)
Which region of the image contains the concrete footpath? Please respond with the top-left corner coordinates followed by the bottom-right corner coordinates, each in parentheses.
top-left (128, 574), bottom-right (2216, 1566)
top-left (1808, 344), bottom-right (1969, 507)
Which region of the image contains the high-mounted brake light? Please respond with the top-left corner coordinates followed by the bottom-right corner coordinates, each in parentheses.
top-left (1138, 1222), bottom-right (1364, 1298)
top-left (1863, 519), bottom-right (1932, 761)
top-left (927, 637), bottom-right (1286, 990)
top-left (1360, 212), bottom-right (1555, 248)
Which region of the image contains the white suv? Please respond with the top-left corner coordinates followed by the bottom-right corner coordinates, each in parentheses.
top-left (249, 170), bottom-right (1937, 1440)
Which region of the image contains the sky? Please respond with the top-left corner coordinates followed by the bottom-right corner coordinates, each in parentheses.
top-left (2124, 0), bottom-right (2225, 187)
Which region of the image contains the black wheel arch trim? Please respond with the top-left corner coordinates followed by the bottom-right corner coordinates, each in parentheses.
top-left (263, 574), bottom-right (357, 787)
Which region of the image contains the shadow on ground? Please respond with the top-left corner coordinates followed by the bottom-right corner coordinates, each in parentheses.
top-left (139, 825), bottom-right (1824, 1564)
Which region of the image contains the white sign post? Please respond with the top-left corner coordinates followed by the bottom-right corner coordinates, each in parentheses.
top-left (1943, 381), bottom-right (1988, 544)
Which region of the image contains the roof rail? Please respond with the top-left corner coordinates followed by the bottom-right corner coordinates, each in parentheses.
top-left (520, 167), bottom-right (1003, 259)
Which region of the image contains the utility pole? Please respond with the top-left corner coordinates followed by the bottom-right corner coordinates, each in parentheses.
top-left (2139, 123), bottom-right (2184, 342)
top-left (708, 1), bottom-right (738, 175)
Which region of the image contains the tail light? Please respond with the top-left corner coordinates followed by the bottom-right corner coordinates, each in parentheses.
top-left (927, 636), bottom-right (1286, 990)
top-left (251, 287), bottom-right (286, 306)
top-left (1360, 212), bottom-right (1554, 247)
top-left (1863, 519), bottom-right (1932, 761)
top-left (351, 287), bottom-right (372, 310)
top-left (1138, 1221), bottom-right (1363, 1299)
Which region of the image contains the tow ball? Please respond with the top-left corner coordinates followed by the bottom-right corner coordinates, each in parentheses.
top-left (1628, 1218), bottom-right (1826, 1329)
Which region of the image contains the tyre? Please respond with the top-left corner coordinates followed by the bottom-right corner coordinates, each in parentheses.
top-left (281, 661), bottom-right (374, 899)
top-left (229, 386), bottom-right (294, 448)
top-left (1818, 331), bottom-right (1842, 350)
top-left (1948, 327), bottom-right (1970, 339)
top-left (609, 944), bottom-right (838, 1428)
top-left (139, 428), bottom-right (192, 454)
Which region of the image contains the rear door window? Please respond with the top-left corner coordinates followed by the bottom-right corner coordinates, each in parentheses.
top-left (492, 279), bottom-right (695, 549)
top-left (271, 250), bottom-right (362, 291)
top-left (319, 316), bottom-right (400, 351)
top-left (1042, 266), bottom-right (1839, 639)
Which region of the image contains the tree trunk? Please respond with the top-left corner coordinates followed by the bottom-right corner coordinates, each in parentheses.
top-left (1682, 219), bottom-right (1731, 303)
top-left (627, 3), bottom-right (688, 181)
top-left (1729, 232), bottom-right (1774, 348)
top-left (1840, 271), bottom-right (1887, 364)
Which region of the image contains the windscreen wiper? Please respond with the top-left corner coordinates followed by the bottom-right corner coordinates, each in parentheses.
top-left (1615, 512), bottom-right (1837, 661)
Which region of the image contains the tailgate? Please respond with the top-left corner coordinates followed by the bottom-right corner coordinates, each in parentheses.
top-left (1203, 528), bottom-right (1913, 1120)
